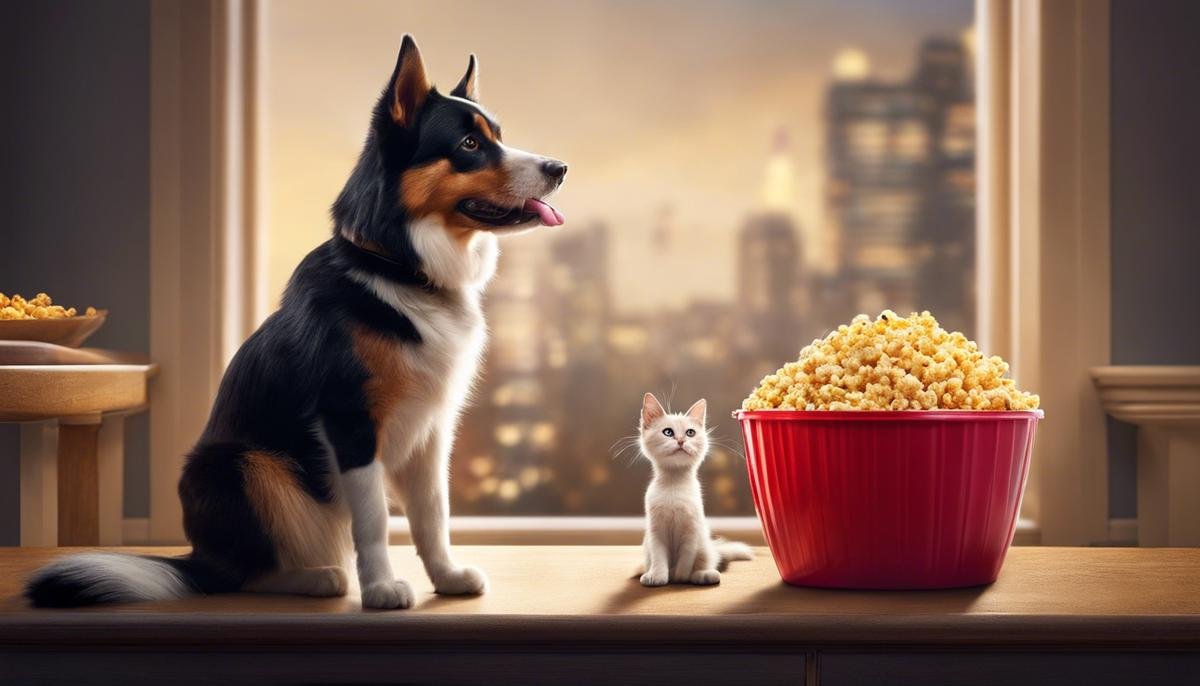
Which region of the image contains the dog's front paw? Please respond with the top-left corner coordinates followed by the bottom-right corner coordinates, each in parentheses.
top-left (640, 570), bottom-right (668, 587)
top-left (433, 565), bottom-right (488, 595)
top-left (361, 579), bottom-right (414, 610)
top-left (690, 569), bottom-right (721, 586)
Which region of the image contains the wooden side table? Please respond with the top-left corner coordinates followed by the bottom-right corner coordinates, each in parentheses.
top-left (1092, 366), bottom-right (1200, 546)
top-left (0, 343), bottom-right (157, 546)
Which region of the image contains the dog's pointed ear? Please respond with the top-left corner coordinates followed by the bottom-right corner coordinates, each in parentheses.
top-left (389, 35), bottom-right (431, 127)
top-left (450, 54), bottom-right (478, 101)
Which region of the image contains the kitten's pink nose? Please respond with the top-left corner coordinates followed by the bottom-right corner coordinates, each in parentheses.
top-left (677, 438), bottom-right (685, 446)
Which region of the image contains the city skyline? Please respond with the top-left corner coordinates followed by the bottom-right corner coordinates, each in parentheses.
top-left (260, 1), bottom-right (978, 515)
top-left (263, 0), bottom-right (974, 314)
top-left (450, 34), bottom-right (977, 515)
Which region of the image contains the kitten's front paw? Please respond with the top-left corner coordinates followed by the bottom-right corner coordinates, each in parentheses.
top-left (361, 579), bottom-right (414, 610)
top-left (690, 569), bottom-right (721, 586)
top-left (640, 571), bottom-right (668, 587)
top-left (433, 565), bottom-right (488, 595)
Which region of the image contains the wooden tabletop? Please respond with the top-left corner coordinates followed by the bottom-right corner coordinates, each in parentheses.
top-left (0, 358), bottom-right (157, 421)
top-left (1, 546), bottom-right (1198, 650)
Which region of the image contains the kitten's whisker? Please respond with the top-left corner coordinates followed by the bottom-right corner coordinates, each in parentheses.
top-left (611, 443), bottom-right (639, 460)
top-left (610, 432), bottom-right (646, 466)
top-left (608, 434), bottom-right (640, 453)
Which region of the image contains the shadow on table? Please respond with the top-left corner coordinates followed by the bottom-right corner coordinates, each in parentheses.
top-left (721, 580), bottom-right (990, 615)
top-left (595, 577), bottom-right (728, 615)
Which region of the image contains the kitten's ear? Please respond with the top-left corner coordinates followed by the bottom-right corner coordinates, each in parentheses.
top-left (641, 393), bottom-right (666, 426)
top-left (685, 399), bottom-right (707, 424)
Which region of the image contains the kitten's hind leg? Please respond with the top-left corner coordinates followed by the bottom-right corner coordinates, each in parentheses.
top-left (244, 566), bottom-right (349, 597)
top-left (632, 545), bottom-right (649, 579)
top-left (672, 538), bottom-right (699, 583)
top-left (689, 541), bottom-right (721, 586)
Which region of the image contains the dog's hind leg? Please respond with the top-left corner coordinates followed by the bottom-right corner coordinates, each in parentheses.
top-left (244, 566), bottom-right (348, 597)
top-left (240, 450), bottom-right (350, 569)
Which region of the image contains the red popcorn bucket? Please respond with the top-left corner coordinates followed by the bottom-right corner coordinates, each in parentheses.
top-left (737, 409), bottom-right (1042, 589)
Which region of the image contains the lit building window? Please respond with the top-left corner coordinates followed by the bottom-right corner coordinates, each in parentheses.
top-left (494, 423), bottom-right (522, 448)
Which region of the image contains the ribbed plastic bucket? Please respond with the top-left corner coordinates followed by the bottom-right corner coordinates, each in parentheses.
top-left (737, 410), bottom-right (1042, 589)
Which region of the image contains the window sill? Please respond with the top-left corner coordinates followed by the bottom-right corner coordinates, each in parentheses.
top-left (120, 515), bottom-right (1041, 546)
top-left (386, 516), bottom-right (1042, 546)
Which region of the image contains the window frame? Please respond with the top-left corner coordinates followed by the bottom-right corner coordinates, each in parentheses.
top-left (144, 0), bottom-right (1110, 546)
top-left (976, 0), bottom-right (1112, 545)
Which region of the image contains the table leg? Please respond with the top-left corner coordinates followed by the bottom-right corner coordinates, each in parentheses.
top-left (19, 422), bottom-right (58, 546)
top-left (57, 421), bottom-right (100, 546)
top-left (1137, 427), bottom-right (1200, 546)
top-left (97, 416), bottom-right (125, 545)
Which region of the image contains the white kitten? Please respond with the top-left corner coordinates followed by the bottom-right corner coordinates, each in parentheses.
top-left (637, 393), bottom-right (753, 586)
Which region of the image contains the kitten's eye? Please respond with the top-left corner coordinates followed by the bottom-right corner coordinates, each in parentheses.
top-left (460, 135), bottom-right (480, 152)
top-left (662, 428), bottom-right (675, 437)
top-left (685, 429), bottom-right (696, 437)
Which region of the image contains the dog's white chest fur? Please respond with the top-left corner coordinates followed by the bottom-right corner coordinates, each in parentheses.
top-left (353, 232), bottom-right (496, 467)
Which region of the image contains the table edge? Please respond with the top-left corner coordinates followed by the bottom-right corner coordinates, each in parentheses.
top-left (1, 613), bottom-right (1198, 650)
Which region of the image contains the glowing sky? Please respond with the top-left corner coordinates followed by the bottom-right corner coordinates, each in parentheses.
top-left (264, 0), bottom-right (972, 311)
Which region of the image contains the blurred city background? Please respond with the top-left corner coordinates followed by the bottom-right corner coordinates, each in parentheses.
top-left (263, 0), bottom-right (976, 516)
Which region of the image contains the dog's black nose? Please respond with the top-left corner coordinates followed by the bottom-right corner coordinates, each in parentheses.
top-left (541, 160), bottom-right (568, 182)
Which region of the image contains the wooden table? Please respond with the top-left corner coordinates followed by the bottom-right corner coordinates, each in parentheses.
top-left (1, 546), bottom-right (1198, 685)
top-left (1093, 366), bottom-right (1200, 545)
top-left (0, 343), bottom-right (157, 546)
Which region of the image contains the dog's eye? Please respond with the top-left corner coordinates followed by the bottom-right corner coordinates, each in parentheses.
top-left (685, 429), bottom-right (696, 437)
top-left (460, 136), bottom-right (480, 152)
top-left (662, 428), bottom-right (674, 437)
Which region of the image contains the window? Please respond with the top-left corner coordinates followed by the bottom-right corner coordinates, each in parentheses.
top-left (260, 0), bottom-right (977, 517)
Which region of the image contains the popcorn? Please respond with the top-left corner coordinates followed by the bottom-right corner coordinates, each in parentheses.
top-left (742, 310), bottom-right (1039, 411)
top-left (0, 292), bottom-right (93, 320)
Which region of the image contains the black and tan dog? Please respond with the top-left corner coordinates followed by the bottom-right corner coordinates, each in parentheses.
top-left (27, 35), bottom-right (566, 610)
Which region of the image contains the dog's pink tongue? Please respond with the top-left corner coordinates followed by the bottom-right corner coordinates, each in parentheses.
top-left (524, 198), bottom-right (565, 226)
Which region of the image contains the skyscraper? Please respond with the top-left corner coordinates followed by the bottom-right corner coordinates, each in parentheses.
top-left (452, 239), bottom-right (557, 511)
top-left (913, 38), bottom-right (976, 335)
top-left (737, 211), bottom-right (807, 368)
top-left (824, 37), bottom-right (975, 333)
top-left (736, 130), bottom-right (813, 372)
top-left (539, 223), bottom-right (616, 512)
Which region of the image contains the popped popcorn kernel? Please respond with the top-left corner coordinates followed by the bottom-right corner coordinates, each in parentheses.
top-left (0, 293), bottom-right (98, 320)
top-left (742, 310), bottom-right (1040, 412)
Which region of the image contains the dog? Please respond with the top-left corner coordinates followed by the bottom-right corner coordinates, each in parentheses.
top-left (26, 35), bottom-right (566, 610)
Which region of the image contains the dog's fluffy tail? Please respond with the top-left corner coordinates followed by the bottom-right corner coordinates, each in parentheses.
top-left (24, 552), bottom-right (233, 608)
top-left (714, 538), bottom-right (754, 572)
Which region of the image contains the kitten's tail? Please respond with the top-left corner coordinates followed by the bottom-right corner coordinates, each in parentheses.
top-left (24, 552), bottom-right (235, 608)
top-left (714, 538), bottom-right (754, 572)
